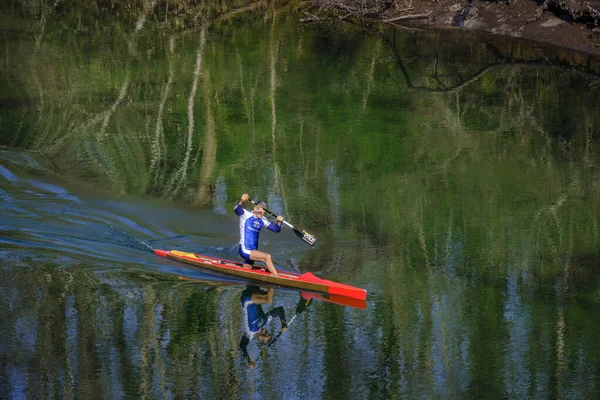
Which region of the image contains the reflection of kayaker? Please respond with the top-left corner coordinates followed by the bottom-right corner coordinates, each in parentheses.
top-left (239, 286), bottom-right (287, 369)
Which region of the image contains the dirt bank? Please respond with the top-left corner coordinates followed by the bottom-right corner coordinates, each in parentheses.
top-left (302, 0), bottom-right (600, 56)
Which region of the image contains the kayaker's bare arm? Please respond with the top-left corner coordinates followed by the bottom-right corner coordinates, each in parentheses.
top-left (234, 193), bottom-right (249, 216)
top-left (251, 287), bottom-right (274, 304)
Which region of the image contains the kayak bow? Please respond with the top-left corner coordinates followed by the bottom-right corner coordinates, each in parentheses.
top-left (154, 249), bottom-right (367, 301)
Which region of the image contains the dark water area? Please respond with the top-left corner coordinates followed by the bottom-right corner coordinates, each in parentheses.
top-left (1, 1), bottom-right (600, 398)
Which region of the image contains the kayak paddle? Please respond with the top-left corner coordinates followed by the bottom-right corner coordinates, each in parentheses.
top-left (250, 199), bottom-right (317, 247)
top-left (260, 297), bottom-right (312, 358)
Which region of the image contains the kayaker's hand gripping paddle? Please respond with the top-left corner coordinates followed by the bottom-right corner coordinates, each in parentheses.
top-left (250, 199), bottom-right (317, 247)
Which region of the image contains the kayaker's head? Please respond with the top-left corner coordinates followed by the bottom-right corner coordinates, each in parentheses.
top-left (257, 328), bottom-right (271, 343)
top-left (253, 200), bottom-right (267, 218)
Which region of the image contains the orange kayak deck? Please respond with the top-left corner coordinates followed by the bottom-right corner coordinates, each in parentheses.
top-left (154, 249), bottom-right (367, 302)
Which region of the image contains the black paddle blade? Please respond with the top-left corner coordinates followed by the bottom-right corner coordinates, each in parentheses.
top-left (293, 228), bottom-right (317, 247)
top-left (295, 297), bottom-right (312, 314)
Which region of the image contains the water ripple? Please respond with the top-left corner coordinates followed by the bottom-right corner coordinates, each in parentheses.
top-left (0, 165), bottom-right (18, 182)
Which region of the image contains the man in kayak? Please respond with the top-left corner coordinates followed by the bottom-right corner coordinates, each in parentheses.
top-left (239, 286), bottom-right (287, 369)
top-left (234, 193), bottom-right (284, 276)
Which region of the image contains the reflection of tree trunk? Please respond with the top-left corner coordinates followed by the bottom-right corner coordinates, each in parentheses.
top-left (4, 31), bottom-right (8, 70)
top-left (270, 21), bottom-right (278, 147)
top-left (64, 294), bottom-right (78, 400)
top-left (194, 69), bottom-right (217, 206)
top-left (380, 30), bottom-right (414, 88)
top-left (128, 0), bottom-right (158, 57)
top-left (139, 287), bottom-right (156, 397)
top-left (327, 162), bottom-right (340, 227)
top-left (166, 28), bottom-right (206, 196)
top-left (250, 85), bottom-right (257, 143)
top-left (99, 1), bottom-right (156, 142)
top-left (76, 2), bottom-right (155, 189)
top-left (417, 201), bottom-right (430, 266)
top-left (93, 294), bottom-right (126, 398)
top-left (359, 165), bottom-right (367, 232)
top-left (34, 8), bottom-right (46, 115)
top-left (38, 1), bottom-right (153, 184)
top-left (300, 120), bottom-right (308, 184)
top-left (98, 71), bottom-right (130, 140)
top-left (237, 51), bottom-right (255, 136)
top-left (269, 18), bottom-right (287, 209)
top-left (152, 296), bottom-right (169, 398)
top-left (380, 29), bottom-right (556, 93)
top-left (362, 40), bottom-right (380, 114)
top-left (554, 212), bottom-right (572, 399)
top-left (31, 8), bottom-right (46, 146)
top-left (76, 280), bottom-right (102, 395)
top-left (555, 308), bottom-right (565, 397)
top-left (149, 36), bottom-right (175, 188)
top-left (444, 210), bottom-right (453, 267)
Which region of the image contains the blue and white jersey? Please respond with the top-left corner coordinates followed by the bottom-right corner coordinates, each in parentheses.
top-left (235, 207), bottom-right (272, 254)
top-left (241, 290), bottom-right (270, 339)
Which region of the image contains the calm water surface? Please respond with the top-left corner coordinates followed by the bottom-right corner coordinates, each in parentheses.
top-left (1, 2), bottom-right (600, 399)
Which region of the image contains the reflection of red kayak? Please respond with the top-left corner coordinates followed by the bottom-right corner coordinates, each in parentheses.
top-left (155, 249), bottom-right (367, 301)
top-left (300, 292), bottom-right (367, 309)
top-left (177, 276), bottom-right (367, 309)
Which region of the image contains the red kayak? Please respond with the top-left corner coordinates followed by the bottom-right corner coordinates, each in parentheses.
top-left (154, 249), bottom-right (367, 302)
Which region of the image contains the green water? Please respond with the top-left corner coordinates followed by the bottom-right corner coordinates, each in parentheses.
top-left (1, 2), bottom-right (600, 398)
